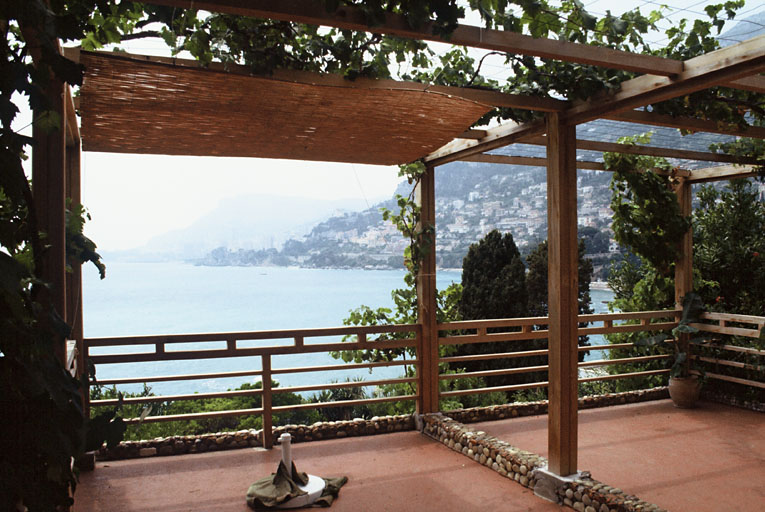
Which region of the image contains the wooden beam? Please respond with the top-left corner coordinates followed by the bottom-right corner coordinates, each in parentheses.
top-left (416, 164), bottom-right (438, 414)
top-left (606, 110), bottom-right (765, 141)
top-left (68, 48), bottom-right (564, 112)
top-left (524, 135), bottom-right (760, 165)
top-left (462, 153), bottom-right (606, 170)
top-left (425, 119), bottom-right (546, 166)
top-left (564, 35), bottom-right (765, 125)
top-left (687, 164), bottom-right (760, 183)
top-left (674, 179), bottom-right (693, 309)
top-left (32, 77), bottom-right (68, 365)
top-left (545, 112), bottom-right (579, 477)
top-left (725, 74), bottom-right (765, 94)
top-left (147, 0), bottom-right (682, 76)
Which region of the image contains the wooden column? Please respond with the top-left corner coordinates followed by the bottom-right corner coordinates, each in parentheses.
top-left (545, 112), bottom-right (579, 476)
top-left (674, 178), bottom-right (693, 307)
top-left (33, 77), bottom-right (68, 365)
top-left (416, 164), bottom-right (438, 413)
top-left (262, 355), bottom-right (273, 449)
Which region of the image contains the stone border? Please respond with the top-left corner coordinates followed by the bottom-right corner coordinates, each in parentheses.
top-left (443, 388), bottom-right (669, 424)
top-left (97, 415), bottom-right (414, 460)
top-left (97, 388), bottom-right (667, 460)
top-left (421, 413), bottom-right (668, 512)
top-left (701, 388), bottom-right (765, 412)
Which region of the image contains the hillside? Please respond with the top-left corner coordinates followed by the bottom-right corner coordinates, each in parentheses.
top-left (197, 116), bottom-right (748, 275)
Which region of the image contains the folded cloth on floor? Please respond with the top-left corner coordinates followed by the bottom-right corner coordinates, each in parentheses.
top-left (246, 460), bottom-right (347, 509)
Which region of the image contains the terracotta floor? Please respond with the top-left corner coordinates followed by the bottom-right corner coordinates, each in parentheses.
top-left (75, 428), bottom-right (558, 512)
top-left (474, 399), bottom-right (765, 512)
top-left (75, 400), bottom-right (764, 512)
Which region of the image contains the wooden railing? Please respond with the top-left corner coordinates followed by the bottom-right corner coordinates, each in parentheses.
top-left (85, 324), bottom-right (420, 448)
top-left (437, 310), bottom-right (678, 397)
top-left (85, 309), bottom-right (765, 447)
top-left (690, 312), bottom-right (765, 390)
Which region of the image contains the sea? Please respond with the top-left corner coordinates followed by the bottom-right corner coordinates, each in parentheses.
top-left (83, 261), bottom-right (614, 396)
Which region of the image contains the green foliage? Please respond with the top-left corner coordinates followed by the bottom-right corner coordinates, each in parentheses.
top-left (694, 180), bottom-right (765, 316)
top-left (606, 134), bottom-right (690, 274)
top-left (90, 381), bottom-right (317, 441)
top-left (635, 292), bottom-right (709, 378)
top-left (460, 230), bottom-right (528, 320)
top-left (66, 202), bottom-right (106, 279)
top-left (453, 232), bottom-right (594, 392)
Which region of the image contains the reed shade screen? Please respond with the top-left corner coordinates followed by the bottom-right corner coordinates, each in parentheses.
top-left (78, 52), bottom-right (492, 165)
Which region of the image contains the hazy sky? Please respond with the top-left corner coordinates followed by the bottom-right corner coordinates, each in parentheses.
top-left (16, 0), bottom-right (762, 251)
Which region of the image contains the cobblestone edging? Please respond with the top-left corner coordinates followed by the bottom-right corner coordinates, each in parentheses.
top-left (701, 388), bottom-right (765, 412)
top-left (421, 413), bottom-right (545, 489)
top-left (97, 415), bottom-right (415, 460)
top-left (443, 388), bottom-right (669, 424)
top-left (97, 388), bottom-right (667, 461)
top-left (421, 413), bottom-right (668, 512)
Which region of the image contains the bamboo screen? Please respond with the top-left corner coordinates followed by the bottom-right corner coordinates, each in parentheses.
top-left (78, 52), bottom-right (492, 165)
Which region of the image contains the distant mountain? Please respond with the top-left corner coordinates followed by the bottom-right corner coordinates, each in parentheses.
top-left (118, 194), bottom-right (371, 261)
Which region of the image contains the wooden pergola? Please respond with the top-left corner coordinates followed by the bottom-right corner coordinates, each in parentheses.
top-left (33, 0), bottom-right (764, 487)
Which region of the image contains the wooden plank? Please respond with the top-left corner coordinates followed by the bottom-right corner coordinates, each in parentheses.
top-left (32, 74), bottom-right (68, 365)
top-left (693, 356), bottom-right (763, 372)
top-left (90, 387), bottom-right (264, 406)
top-left (124, 407), bottom-right (264, 424)
top-left (687, 165), bottom-right (759, 183)
top-left (439, 349), bottom-right (550, 363)
top-left (262, 355), bottom-right (273, 449)
top-left (147, 0), bottom-right (683, 76)
top-left (726, 74), bottom-right (765, 94)
top-left (696, 371), bottom-right (765, 389)
top-left (578, 369), bottom-right (670, 383)
top-left (440, 364), bottom-right (549, 380)
top-left (569, 138), bottom-right (759, 165)
top-left (578, 321), bottom-right (678, 336)
top-left (416, 164), bottom-right (438, 413)
top-left (690, 342), bottom-right (764, 355)
top-left (689, 323), bottom-right (761, 339)
top-left (88, 338), bottom-right (417, 364)
top-left (578, 354), bottom-right (670, 368)
top-left (424, 119), bottom-right (546, 166)
top-left (700, 311), bottom-right (765, 326)
top-left (674, 178), bottom-right (693, 309)
top-left (462, 153), bottom-right (605, 171)
top-left (85, 323), bottom-right (419, 346)
top-left (272, 359), bottom-right (416, 375)
top-left (272, 394), bottom-right (418, 412)
top-left (564, 35), bottom-right (765, 125)
top-left (439, 316), bottom-right (548, 330)
top-left (607, 110), bottom-right (765, 140)
top-left (440, 381), bottom-right (548, 397)
top-left (546, 112), bottom-right (579, 477)
top-left (95, 369), bottom-right (264, 385)
top-left (438, 330), bottom-right (549, 346)
top-left (274, 377), bottom-right (417, 394)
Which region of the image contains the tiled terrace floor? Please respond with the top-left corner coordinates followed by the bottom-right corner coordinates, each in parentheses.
top-left (75, 400), bottom-right (763, 512)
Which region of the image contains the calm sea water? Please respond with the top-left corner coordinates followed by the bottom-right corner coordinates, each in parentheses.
top-left (83, 262), bottom-right (613, 395)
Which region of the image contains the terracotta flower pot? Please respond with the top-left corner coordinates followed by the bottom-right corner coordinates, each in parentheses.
top-left (668, 376), bottom-right (701, 408)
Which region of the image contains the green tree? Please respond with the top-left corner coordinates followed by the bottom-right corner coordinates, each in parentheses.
top-left (694, 179), bottom-right (765, 316)
top-left (460, 230), bottom-right (528, 321)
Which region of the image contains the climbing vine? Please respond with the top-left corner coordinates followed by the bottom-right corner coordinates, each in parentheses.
top-left (605, 134), bottom-right (691, 275)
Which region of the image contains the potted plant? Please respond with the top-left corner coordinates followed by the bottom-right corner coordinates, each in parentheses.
top-left (637, 293), bottom-right (709, 408)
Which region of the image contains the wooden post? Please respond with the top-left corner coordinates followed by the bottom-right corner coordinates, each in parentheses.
top-left (416, 164), bottom-right (438, 413)
top-left (262, 355), bottom-right (273, 449)
top-left (32, 76), bottom-right (68, 365)
top-left (545, 112), bottom-right (579, 476)
top-left (674, 178), bottom-right (693, 307)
